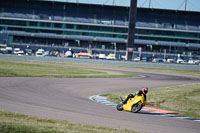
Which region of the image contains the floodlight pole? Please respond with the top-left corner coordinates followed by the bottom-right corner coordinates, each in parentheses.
top-left (185, 0), bottom-right (188, 11)
top-left (149, 0), bottom-right (151, 8)
top-left (126, 0), bottom-right (137, 60)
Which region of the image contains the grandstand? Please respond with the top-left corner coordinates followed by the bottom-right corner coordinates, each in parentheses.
top-left (0, 0), bottom-right (200, 56)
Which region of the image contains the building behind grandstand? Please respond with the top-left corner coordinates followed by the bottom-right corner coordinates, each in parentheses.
top-left (0, 0), bottom-right (200, 58)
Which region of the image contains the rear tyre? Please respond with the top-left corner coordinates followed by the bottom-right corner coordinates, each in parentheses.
top-left (116, 103), bottom-right (123, 111)
top-left (131, 103), bottom-right (143, 113)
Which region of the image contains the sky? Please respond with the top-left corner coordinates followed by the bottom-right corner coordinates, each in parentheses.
top-left (48, 0), bottom-right (200, 12)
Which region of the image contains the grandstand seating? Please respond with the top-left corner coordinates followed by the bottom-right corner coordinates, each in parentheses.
top-left (187, 25), bottom-right (199, 31)
top-left (176, 24), bottom-right (186, 30)
top-left (1, 5), bottom-right (200, 33)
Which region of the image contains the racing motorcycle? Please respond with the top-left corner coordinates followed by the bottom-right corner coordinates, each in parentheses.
top-left (116, 94), bottom-right (146, 113)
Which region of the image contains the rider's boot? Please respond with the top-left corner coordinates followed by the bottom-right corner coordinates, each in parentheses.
top-left (122, 98), bottom-right (128, 104)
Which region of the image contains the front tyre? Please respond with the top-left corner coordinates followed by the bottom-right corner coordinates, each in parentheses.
top-left (116, 103), bottom-right (123, 111)
top-left (132, 103), bottom-right (143, 113)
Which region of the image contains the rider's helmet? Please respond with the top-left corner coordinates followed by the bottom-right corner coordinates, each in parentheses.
top-left (142, 87), bottom-right (148, 94)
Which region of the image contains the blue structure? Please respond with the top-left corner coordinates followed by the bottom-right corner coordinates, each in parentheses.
top-left (0, 0), bottom-right (200, 56)
top-left (0, 33), bottom-right (8, 44)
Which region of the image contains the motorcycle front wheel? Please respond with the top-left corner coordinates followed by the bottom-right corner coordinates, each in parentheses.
top-left (116, 103), bottom-right (123, 111)
top-left (132, 103), bottom-right (143, 113)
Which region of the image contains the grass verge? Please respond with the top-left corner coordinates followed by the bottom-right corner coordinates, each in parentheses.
top-left (123, 66), bottom-right (200, 77)
top-left (1, 58), bottom-right (200, 77)
top-left (0, 111), bottom-right (139, 133)
top-left (0, 60), bottom-right (138, 78)
top-left (51, 60), bottom-right (200, 77)
top-left (46, 60), bottom-right (200, 77)
top-left (103, 83), bottom-right (200, 119)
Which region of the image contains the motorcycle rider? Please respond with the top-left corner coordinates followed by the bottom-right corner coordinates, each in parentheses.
top-left (122, 88), bottom-right (148, 104)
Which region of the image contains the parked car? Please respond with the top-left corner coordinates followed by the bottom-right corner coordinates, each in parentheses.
top-left (0, 44), bottom-right (7, 54)
top-left (166, 58), bottom-right (176, 63)
top-left (75, 52), bottom-right (93, 59)
top-left (152, 58), bottom-right (164, 63)
top-left (49, 49), bottom-right (60, 57)
top-left (98, 54), bottom-right (106, 59)
top-left (188, 58), bottom-right (196, 65)
top-left (65, 50), bottom-right (73, 57)
top-left (176, 58), bottom-right (186, 64)
top-left (106, 53), bottom-right (116, 60)
top-left (13, 48), bottom-right (24, 56)
top-left (24, 48), bottom-right (32, 56)
top-left (5, 47), bottom-right (13, 54)
top-left (13, 48), bottom-right (20, 55)
top-left (194, 60), bottom-right (200, 65)
top-left (133, 57), bottom-right (140, 62)
top-left (36, 49), bottom-right (45, 57)
top-left (141, 57), bottom-right (147, 62)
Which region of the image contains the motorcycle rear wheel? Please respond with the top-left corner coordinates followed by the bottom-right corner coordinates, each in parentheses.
top-left (116, 103), bottom-right (123, 111)
top-left (132, 103), bottom-right (143, 113)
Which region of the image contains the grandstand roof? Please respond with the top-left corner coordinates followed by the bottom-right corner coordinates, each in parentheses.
top-left (39, 0), bottom-right (200, 13)
top-left (38, 0), bottom-right (200, 14)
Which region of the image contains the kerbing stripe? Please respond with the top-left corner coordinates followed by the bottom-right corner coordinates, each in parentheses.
top-left (89, 95), bottom-right (200, 122)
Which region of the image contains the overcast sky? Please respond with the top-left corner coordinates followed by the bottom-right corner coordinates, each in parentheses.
top-left (48, 0), bottom-right (200, 12)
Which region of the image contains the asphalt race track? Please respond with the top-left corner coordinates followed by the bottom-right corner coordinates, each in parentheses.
top-left (0, 60), bottom-right (200, 133)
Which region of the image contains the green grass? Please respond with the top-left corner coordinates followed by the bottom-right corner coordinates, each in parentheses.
top-left (0, 60), bottom-right (138, 78)
top-left (50, 60), bottom-right (200, 77)
top-left (103, 83), bottom-right (200, 119)
top-left (56, 62), bottom-right (200, 77)
top-left (0, 111), bottom-right (139, 133)
top-left (124, 66), bottom-right (200, 77)
top-left (1, 58), bottom-right (200, 77)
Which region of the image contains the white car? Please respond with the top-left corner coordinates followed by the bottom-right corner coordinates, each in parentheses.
top-left (0, 44), bottom-right (7, 53)
top-left (6, 47), bottom-right (13, 54)
top-left (188, 58), bottom-right (195, 65)
top-left (65, 50), bottom-right (73, 57)
top-left (13, 48), bottom-right (24, 55)
top-left (36, 49), bottom-right (45, 57)
top-left (152, 58), bottom-right (164, 63)
top-left (98, 54), bottom-right (106, 59)
top-left (166, 58), bottom-right (175, 63)
top-left (194, 60), bottom-right (200, 65)
top-left (133, 57), bottom-right (140, 62)
top-left (18, 50), bottom-right (24, 56)
top-left (176, 58), bottom-right (185, 64)
top-left (13, 48), bottom-right (20, 55)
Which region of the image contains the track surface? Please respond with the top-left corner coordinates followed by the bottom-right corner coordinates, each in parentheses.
top-left (0, 64), bottom-right (200, 133)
